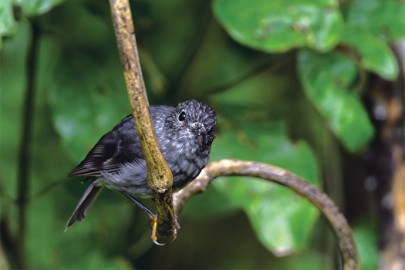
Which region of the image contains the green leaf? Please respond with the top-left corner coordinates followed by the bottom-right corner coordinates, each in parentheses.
top-left (0, 0), bottom-right (16, 45)
top-left (353, 221), bottom-right (378, 270)
top-left (213, 0), bottom-right (343, 52)
top-left (298, 49), bottom-right (374, 151)
top-left (211, 122), bottom-right (320, 255)
top-left (341, 27), bottom-right (398, 80)
top-left (15, 0), bottom-right (65, 16)
top-left (345, 0), bottom-right (405, 42)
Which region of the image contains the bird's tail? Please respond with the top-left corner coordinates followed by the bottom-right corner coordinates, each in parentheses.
top-left (66, 181), bottom-right (103, 228)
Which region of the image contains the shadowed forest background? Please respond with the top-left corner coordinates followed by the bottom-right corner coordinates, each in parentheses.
top-left (1, 0), bottom-right (404, 269)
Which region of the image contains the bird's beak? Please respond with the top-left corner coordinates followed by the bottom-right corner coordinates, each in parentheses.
top-left (191, 122), bottom-right (205, 135)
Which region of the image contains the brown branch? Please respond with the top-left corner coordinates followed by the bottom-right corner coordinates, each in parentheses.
top-left (108, 0), bottom-right (176, 243)
top-left (173, 159), bottom-right (358, 270)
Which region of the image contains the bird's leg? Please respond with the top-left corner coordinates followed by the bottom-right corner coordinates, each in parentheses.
top-left (120, 192), bottom-right (155, 217)
top-left (120, 192), bottom-right (162, 245)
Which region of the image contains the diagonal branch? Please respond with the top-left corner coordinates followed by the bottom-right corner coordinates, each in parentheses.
top-left (108, 0), bottom-right (176, 243)
top-left (173, 159), bottom-right (359, 270)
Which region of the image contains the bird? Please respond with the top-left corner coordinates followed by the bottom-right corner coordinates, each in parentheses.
top-left (66, 99), bottom-right (216, 228)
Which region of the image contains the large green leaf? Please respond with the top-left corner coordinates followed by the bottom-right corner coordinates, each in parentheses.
top-left (345, 0), bottom-right (405, 42)
top-left (211, 122), bottom-right (320, 256)
top-left (340, 0), bottom-right (404, 81)
top-left (213, 0), bottom-right (343, 53)
top-left (298, 49), bottom-right (374, 152)
top-left (341, 27), bottom-right (398, 80)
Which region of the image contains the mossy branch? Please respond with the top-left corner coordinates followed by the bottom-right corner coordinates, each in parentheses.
top-left (173, 159), bottom-right (359, 270)
top-left (108, 0), bottom-right (176, 243)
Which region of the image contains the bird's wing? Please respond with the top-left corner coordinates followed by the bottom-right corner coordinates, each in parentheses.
top-left (68, 115), bottom-right (143, 177)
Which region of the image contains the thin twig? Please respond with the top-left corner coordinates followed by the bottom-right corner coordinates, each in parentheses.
top-left (108, 0), bottom-right (176, 243)
top-left (174, 159), bottom-right (358, 270)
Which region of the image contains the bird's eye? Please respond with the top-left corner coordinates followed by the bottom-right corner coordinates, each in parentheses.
top-left (178, 111), bottom-right (186, 122)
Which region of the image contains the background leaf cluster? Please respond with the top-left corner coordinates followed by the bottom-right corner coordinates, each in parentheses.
top-left (1, 0), bottom-right (403, 268)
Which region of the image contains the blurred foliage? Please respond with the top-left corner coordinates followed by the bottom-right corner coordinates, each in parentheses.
top-left (353, 221), bottom-right (378, 270)
top-left (1, 0), bottom-right (404, 269)
top-left (214, 0), bottom-right (343, 52)
top-left (298, 50), bottom-right (373, 151)
top-left (213, 122), bottom-right (319, 255)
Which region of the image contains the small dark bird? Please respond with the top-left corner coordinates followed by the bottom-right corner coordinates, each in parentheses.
top-left (66, 100), bottom-right (216, 227)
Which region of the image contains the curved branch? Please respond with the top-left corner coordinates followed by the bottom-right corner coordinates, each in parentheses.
top-left (108, 0), bottom-right (175, 243)
top-left (173, 159), bottom-right (358, 270)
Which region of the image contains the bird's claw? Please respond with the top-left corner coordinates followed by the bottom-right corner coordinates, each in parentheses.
top-left (150, 214), bottom-right (178, 245)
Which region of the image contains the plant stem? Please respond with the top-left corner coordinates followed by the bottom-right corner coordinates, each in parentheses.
top-left (16, 20), bottom-right (39, 268)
